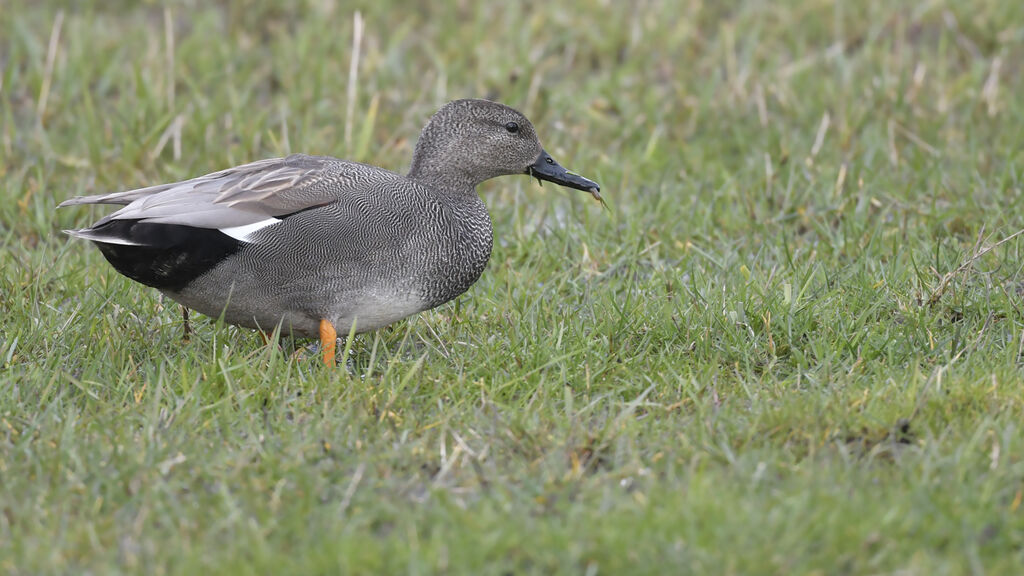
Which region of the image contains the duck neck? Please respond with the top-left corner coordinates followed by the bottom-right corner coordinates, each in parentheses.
top-left (407, 163), bottom-right (481, 198)
top-left (407, 126), bottom-right (488, 196)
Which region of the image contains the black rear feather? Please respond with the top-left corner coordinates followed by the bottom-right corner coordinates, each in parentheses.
top-left (88, 220), bottom-right (242, 291)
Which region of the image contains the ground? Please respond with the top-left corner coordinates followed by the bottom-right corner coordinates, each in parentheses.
top-left (2, 0), bottom-right (1024, 574)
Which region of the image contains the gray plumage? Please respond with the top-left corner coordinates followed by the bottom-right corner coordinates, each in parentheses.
top-left (60, 99), bottom-right (600, 338)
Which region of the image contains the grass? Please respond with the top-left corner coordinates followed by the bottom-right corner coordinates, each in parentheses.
top-left (3, 0), bottom-right (1024, 573)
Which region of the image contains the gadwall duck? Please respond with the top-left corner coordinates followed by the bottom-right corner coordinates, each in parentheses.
top-left (60, 99), bottom-right (601, 365)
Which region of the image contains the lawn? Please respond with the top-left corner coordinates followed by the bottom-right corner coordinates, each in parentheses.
top-left (3, 0), bottom-right (1024, 573)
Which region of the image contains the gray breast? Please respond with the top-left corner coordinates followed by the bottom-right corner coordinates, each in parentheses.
top-left (415, 195), bottom-right (494, 308)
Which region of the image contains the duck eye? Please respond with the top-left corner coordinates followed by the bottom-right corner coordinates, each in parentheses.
top-left (505, 121), bottom-right (520, 134)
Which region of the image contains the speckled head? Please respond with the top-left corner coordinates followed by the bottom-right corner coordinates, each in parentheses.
top-left (407, 99), bottom-right (600, 198)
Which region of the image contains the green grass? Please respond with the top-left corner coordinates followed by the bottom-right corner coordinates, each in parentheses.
top-left (3, 0), bottom-right (1024, 573)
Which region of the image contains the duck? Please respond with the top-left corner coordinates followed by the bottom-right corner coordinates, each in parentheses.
top-left (59, 99), bottom-right (601, 366)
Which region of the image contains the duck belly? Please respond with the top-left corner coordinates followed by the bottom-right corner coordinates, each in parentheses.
top-left (167, 265), bottom-right (430, 338)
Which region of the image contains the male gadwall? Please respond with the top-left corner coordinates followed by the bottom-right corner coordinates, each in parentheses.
top-left (60, 99), bottom-right (601, 365)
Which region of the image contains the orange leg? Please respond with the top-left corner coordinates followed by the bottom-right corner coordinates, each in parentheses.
top-left (319, 319), bottom-right (337, 367)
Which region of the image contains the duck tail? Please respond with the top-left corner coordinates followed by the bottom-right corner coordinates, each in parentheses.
top-left (63, 226), bottom-right (144, 246)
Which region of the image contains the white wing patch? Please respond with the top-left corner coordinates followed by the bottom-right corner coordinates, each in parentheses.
top-left (219, 218), bottom-right (282, 242)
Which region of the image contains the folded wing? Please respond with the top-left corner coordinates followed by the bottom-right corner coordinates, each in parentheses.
top-left (60, 154), bottom-right (384, 234)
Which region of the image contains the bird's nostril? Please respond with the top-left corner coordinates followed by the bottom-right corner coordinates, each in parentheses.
top-left (546, 157), bottom-right (554, 164)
